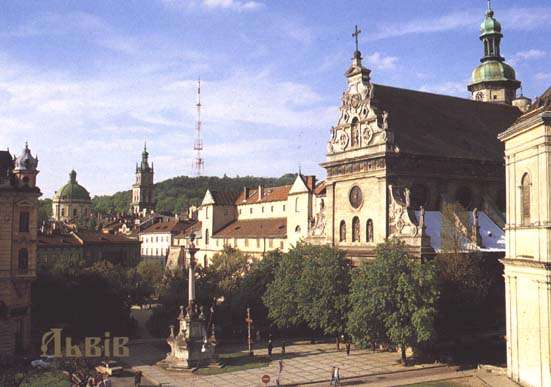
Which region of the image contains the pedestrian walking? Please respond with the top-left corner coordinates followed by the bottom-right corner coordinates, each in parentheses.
top-left (345, 342), bottom-right (351, 356)
top-left (267, 339), bottom-right (273, 357)
top-left (276, 359), bottom-right (283, 386)
top-left (281, 340), bottom-right (286, 355)
top-left (134, 370), bottom-right (143, 387)
top-left (330, 366), bottom-right (340, 386)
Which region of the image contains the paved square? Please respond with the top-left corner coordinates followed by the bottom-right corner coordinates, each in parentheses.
top-left (125, 340), bottom-right (444, 386)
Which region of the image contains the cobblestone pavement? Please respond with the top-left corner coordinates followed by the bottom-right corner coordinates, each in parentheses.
top-left (124, 340), bottom-right (446, 387)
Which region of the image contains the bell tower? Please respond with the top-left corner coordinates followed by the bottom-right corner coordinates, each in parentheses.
top-left (468, 1), bottom-right (520, 104)
top-left (131, 143), bottom-right (155, 215)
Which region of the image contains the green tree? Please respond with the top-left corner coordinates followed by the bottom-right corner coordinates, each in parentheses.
top-left (146, 269), bottom-right (188, 337)
top-left (296, 244), bottom-right (350, 342)
top-left (230, 250), bottom-right (282, 334)
top-left (347, 239), bottom-right (439, 365)
top-left (38, 198), bottom-right (52, 224)
top-left (137, 260), bottom-right (164, 298)
top-left (263, 246), bottom-right (305, 329)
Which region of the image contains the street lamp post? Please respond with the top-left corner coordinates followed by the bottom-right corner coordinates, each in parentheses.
top-left (246, 307), bottom-right (254, 356)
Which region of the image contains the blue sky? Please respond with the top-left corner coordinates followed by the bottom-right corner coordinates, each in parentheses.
top-left (1, 0), bottom-right (550, 198)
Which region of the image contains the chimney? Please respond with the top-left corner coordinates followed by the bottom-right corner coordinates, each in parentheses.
top-left (258, 185), bottom-right (263, 201)
top-left (243, 187), bottom-right (250, 201)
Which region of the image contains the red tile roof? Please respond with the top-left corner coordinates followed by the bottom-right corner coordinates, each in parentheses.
top-left (235, 185), bottom-right (291, 204)
top-left (314, 180), bottom-right (326, 196)
top-left (174, 221), bottom-right (202, 239)
top-left (213, 218), bottom-right (287, 239)
top-left (210, 191), bottom-right (240, 205)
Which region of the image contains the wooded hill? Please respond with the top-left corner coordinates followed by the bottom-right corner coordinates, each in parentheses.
top-left (91, 174), bottom-right (298, 215)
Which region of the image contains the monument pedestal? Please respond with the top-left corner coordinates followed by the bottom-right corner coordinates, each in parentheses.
top-left (158, 306), bottom-right (217, 370)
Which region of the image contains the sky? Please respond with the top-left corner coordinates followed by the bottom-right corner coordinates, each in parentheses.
top-left (1, 0), bottom-right (550, 198)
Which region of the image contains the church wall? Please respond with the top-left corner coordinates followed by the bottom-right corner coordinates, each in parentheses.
top-left (501, 109), bottom-right (551, 386)
top-left (236, 200), bottom-right (287, 220)
top-left (504, 264), bottom-right (551, 387)
top-left (327, 172), bottom-right (387, 254)
top-left (287, 192), bottom-right (312, 247)
top-left (504, 123), bottom-right (549, 261)
top-left (0, 184), bottom-right (39, 355)
top-left (52, 200), bottom-right (91, 222)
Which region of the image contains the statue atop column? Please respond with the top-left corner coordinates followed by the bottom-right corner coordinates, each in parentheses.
top-left (158, 233), bottom-right (217, 370)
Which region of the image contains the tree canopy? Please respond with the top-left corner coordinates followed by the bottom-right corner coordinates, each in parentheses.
top-left (347, 239), bottom-right (439, 364)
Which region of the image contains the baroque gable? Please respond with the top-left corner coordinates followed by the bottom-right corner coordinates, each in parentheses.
top-left (326, 53), bottom-right (398, 158)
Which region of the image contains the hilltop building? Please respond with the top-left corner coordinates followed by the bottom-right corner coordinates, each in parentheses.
top-left (499, 88), bottom-right (551, 386)
top-left (0, 143), bottom-right (40, 355)
top-left (52, 170), bottom-right (92, 223)
top-left (131, 143), bottom-right (155, 216)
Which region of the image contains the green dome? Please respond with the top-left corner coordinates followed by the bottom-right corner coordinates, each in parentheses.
top-left (55, 170), bottom-right (91, 201)
top-left (470, 60), bottom-right (517, 85)
top-left (480, 10), bottom-right (502, 36)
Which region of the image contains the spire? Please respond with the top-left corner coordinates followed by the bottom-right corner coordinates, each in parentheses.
top-left (345, 24), bottom-right (371, 83)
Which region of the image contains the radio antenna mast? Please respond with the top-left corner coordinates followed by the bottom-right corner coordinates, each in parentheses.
top-left (192, 78), bottom-right (204, 176)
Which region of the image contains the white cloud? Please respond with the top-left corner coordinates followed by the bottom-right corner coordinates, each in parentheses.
top-left (162, 0), bottom-right (263, 12)
top-left (535, 73), bottom-right (551, 81)
top-left (365, 52), bottom-right (398, 71)
top-left (0, 12), bottom-right (141, 55)
top-left (509, 49), bottom-right (547, 65)
top-left (419, 81), bottom-right (469, 97)
top-left (366, 7), bottom-right (551, 41)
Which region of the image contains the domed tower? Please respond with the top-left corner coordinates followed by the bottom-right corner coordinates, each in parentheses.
top-left (131, 143), bottom-right (154, 216)
top-left (52, 170), bottom-right (92, 222)
top-left (13, 142), bottom-right (39, 188)
top-left (468, 1), bottom-right (520, 105)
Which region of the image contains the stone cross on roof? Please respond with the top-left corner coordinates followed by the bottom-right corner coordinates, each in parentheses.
top-left (352, 25), bottom-right (361, 52)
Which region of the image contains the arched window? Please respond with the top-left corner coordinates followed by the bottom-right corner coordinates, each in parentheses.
top-left (352, 217), bottom-right (360, 242)
top-left (204, 255), bottom-right (208, 268)
top-left (205, 229), bottom-right (209, 245)
top-left (295, 225), bottom-right (301, 233)
top-left (295, 197), bottom-right (300, 212)
top-left (521, 173), bottom-right (531, 226)
top-left (366, 219), bottom-right (374, 242)
top-left (18, 249), bottom-right (29, 273)
top-left (351, 118), bottom-right (359, 147)
top-left (339, 220), bottom-right (346, 242)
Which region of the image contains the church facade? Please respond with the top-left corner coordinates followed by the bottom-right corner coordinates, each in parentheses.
top-left (0, 143), bottom-right (40, 355)
top-left (313, 4), bottom-right (522, 261)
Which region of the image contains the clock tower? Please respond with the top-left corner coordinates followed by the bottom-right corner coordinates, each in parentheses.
top-left (131, 143), bottom-right (155, 216)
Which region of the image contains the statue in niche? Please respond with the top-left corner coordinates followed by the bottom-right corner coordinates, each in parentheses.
top-left (311, 199), bottom-right (326, 236)
top-left (350, 118), bottom-right (360, 147)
